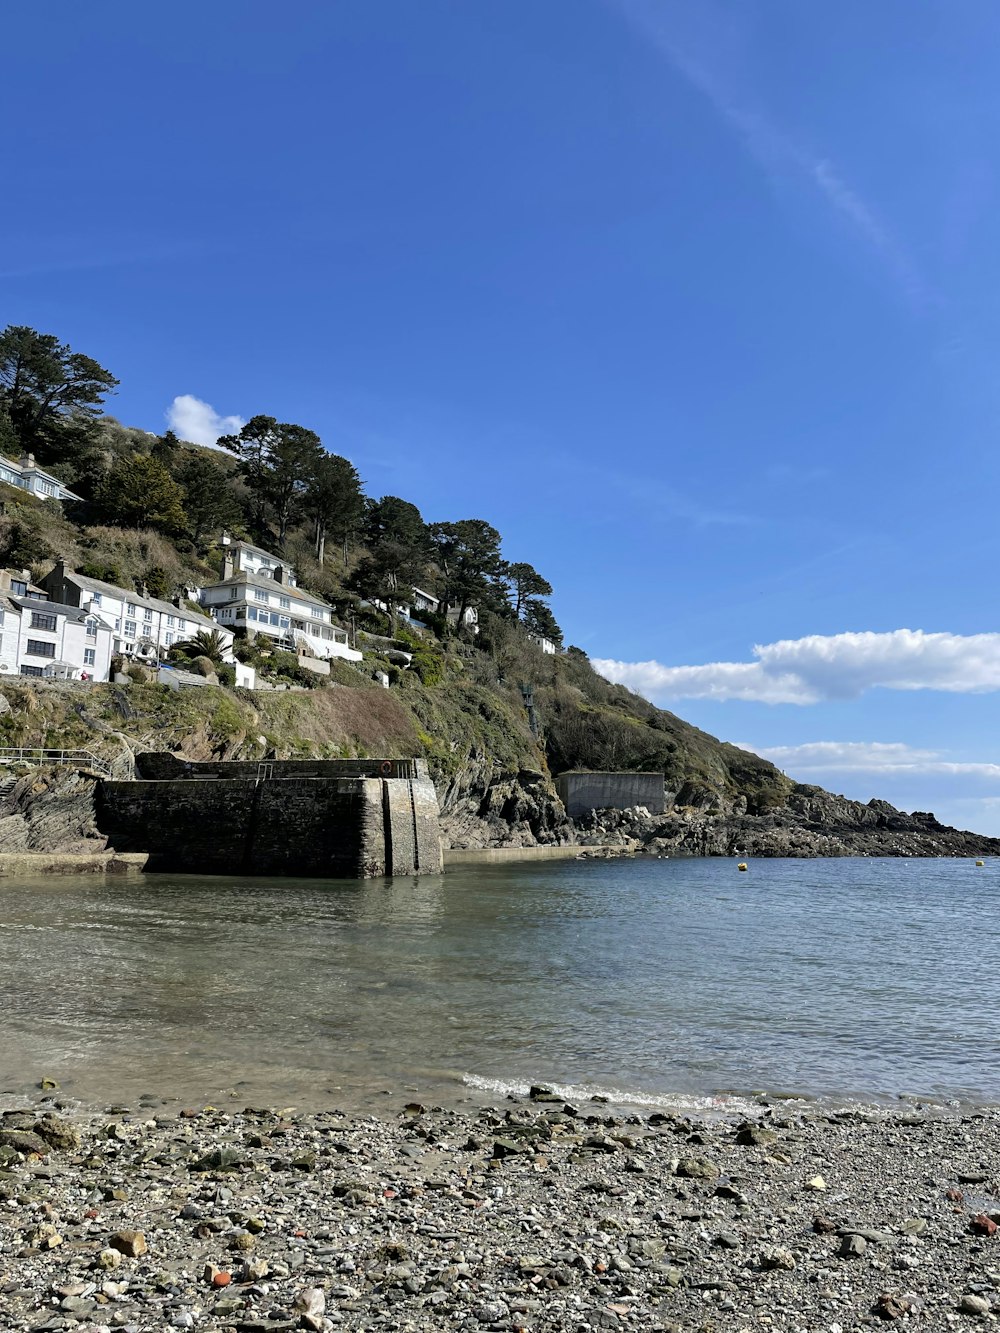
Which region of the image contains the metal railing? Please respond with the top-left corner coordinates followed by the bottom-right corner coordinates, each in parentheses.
top-left (0, 747), bottom-right (112, 779)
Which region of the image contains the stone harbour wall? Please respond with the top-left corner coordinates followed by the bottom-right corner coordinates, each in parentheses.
top-left (97, 772), bottom-right (442, 878)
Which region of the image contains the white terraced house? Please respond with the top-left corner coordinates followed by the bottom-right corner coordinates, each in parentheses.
top-left (0, 453), bottom-right (82, 503)
top-left (0, 572), bottom-right (114, 681)
top-left (40, 562), bottom-right (231, 662)
top-left (199, 539), bottom-right (362, 662)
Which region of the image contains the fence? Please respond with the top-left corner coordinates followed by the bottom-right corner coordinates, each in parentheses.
top-left (0, 747), bottom-right (112, 779)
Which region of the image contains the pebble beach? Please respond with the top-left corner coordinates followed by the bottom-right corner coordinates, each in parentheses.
top-left (3, 1091), bottom-right (1000, 1332)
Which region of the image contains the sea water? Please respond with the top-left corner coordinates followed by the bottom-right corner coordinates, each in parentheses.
top-left (0, 856), bottom-right (996, 1112)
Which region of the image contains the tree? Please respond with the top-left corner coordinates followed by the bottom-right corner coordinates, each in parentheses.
top-left (217, 414), bottom-right (323, 546)
top-left (96, 453), bottom-right (188, 532)
top-left (523, 597), bottom-right (563, 647)
top-left (176, 453), bottom-right (242, 543)
top-left (0, 325), bottom-right (118, 459)
top-left (305, 452), bottom-right (365, 567)
top-left (172, 628), bottom-right (228, 663)
top-left (429, 519), bottom-right (505, 627)
top-left (151, 429), bottom-right (180, 468)
top-left (505, 561), bottom-right (553, 619)
top-left (348, 496), bottom-right (429, 632)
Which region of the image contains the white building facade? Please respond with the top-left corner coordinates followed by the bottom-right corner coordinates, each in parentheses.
top-left (40, 563), bottom-right (231, 662)
top-left (200, 540), bottom-right (361, 662)
top-left (0, 596), bottom-right (114, 680)
top-left (0, 453), bottom-right (82, 503)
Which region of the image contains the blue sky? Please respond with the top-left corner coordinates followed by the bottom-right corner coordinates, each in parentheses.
top-left (5, 0), bottom-right (1000, 830)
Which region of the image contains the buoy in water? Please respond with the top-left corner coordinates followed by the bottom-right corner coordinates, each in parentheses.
top-left (976, 860), bottom-right (985, 867)
top-left (737, 862), bottom-right (748, 872)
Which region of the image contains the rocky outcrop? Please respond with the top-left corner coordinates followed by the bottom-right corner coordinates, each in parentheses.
top-left (437, 754), bottom-right (573, 849)
top-left (576, 784), bottom-right (1000, 858)
top-left (0, 768), bottom-right (106, 854)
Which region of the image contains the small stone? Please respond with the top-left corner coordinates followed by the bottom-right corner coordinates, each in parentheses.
top-left (806, 1174), bottom-right (827, 1191)
top-left (675, 1157), bottom-right (720, 1179)
top-left (970, 1214), bottom-right (997, 1237)
top-left (96, 1249), bottom-right (122, 1271)
top-left (109, 1230), bottom-right (147, 1258)
top-left (292, 1287), bottom-right (325, 1318)
top-left (839, 1234), bottom-right (867, 1259)
top-left (874, 1292), bottom-right (914, 1320)
top-left (735, 1124), bottom-right (777, 1147)
top-left (230, 1231), bottom-right (256, 1253)
top-left (760, 1246), bottom-right (796, 1270)
top-left (959, 1293), bottom-right (991, 1316)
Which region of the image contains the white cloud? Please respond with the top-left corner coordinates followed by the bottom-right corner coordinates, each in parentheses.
top-left (593, 629), bottom-right (1000, 705)
top-left (166, 395), bottom-right (244, 448)
top-left (738, 740), bottom-right (1000, 783)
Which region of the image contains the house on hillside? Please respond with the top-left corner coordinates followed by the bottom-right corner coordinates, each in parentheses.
top-left (0, 453), bottom-right (81, 503)
top-left (527, 631), bottom-right (557, 655)
top-left (40, 562), bottom-right (230, 663)
top-left (199, 539), bottom-right (362, 663)
top-left (0, 573), bottom-right (113, 680)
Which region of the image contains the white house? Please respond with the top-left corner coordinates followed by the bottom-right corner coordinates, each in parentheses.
top-left (0, 592), bottom-right (114, 681)
top-left (40, 563), bottom-right (230, 663)
top-left (527, 631), bottom-right (557, 655)
top-left (200, 539), bottom-right (362, 662)
top-left (0, 453), bottom-right (82, 503)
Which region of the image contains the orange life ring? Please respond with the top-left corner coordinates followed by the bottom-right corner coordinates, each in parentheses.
top-left (380, 760), bottom-right (392, 776)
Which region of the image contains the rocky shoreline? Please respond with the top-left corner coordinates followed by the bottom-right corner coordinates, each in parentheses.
top-left (4, 1090), bottom-right (1000, 1331)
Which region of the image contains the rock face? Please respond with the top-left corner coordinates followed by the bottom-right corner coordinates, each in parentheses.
top-left (437, 755), bottom-right (573, 849)
top-left (0, 768), bottom-right (107, 854)
top-left (576, 783), bottom-right (1000, 858)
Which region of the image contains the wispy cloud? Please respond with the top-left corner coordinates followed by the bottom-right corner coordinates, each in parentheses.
top-left (166, 395), bottom-right (244, 448)
top-left (739, 739), bottom-right (1000, 782)
top-left (594, 628), bottom-right (1000, 705)
top-left (613, 0), bottom-right (924, 300)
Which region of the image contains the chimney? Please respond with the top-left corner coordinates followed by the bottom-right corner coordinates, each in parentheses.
top-left (18, 453), bottom-right (35, 470)
top-left (273, 564), bottom-right (285, 586)
top-left (222, 551), bottom-right (235, 580)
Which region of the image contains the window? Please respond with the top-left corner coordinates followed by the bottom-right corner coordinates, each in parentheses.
top-left (19, 664), bottom-right (43, 677)
top-left (167, 615), bottom-right (175, 627)
top-left (30, 611), bottom-right (57, 632)
top-left (85, 618), bottom-right (98, 638)
top-left (254, 590), bottom-right (269, 603)
top-left (114, 618), bottom-right (121, 631)
top-left (90, 592), bottom-right (102, 607)
top-left (10, 579), bottom-right (27, 596)
top-left (26, 640), bottom-right (56, 658)
top-left (279, 615), bottom-right (290, 629)
top-left (279, 595), bottom-right (290, 609)
top-left (165, 632), bottom-right (173, 645)
top-left (84, 649), bottom-right (96, 667)
top-left (38, 480), bottom-right (55, 496)
top-left (124, 620), bottom-right (137, 637)
top-left (310, 607), bottom-right (326, 620)
top-left (143, 607), bottom-right (153, 622)
top-left (126, 603), bottom-right (136, 616)
top-left (177, 619), bottom-right (186, 630)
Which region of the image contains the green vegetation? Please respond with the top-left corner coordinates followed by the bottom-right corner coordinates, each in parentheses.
top-left (0, 322), bottom-right (796, 813)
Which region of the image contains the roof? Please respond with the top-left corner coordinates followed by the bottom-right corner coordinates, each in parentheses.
top-left (63, 572), bottom-right (218, 629)
top-left (12, 596), bottom-right (93, 623)
top-left (203, 570), bottom-right (332, 610)
top-left (230, 539), bottom-right (293, 565)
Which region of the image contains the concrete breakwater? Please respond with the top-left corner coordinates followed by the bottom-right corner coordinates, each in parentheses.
top-left (97, 755), bottom-right (443, 878)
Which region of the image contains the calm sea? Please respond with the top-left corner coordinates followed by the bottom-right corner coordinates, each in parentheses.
top-left (1, 857), bottom-right (997, 1114)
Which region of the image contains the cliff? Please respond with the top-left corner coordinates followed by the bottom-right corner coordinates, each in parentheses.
top-left (0, 659), bottom-right (994, 860)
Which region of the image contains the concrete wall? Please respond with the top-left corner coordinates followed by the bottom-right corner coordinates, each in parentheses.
top-left (98, 768), bottom-right (442, 878)
top-left (555, 771), bottom-right (665, 819)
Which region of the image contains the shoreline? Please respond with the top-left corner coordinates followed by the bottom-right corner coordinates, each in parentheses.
top-left (2, 1090), bottom-right (1000, 1331)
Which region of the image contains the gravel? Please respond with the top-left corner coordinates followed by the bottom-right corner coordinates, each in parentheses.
top-left (3, 1092), bottom-right (1000, 1330)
